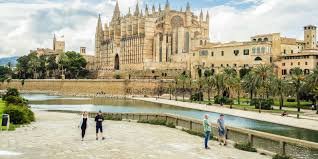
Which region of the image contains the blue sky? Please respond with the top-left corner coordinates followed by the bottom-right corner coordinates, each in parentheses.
top-left (0, 0), bottom-right (317, 57)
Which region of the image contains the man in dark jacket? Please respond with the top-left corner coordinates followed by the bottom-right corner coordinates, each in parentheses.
top-left (95, 110), bottom-right (105, 140)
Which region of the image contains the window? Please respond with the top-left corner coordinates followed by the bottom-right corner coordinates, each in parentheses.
top-left (283, 49), bottom-right (286, 54)
top-left (264, 38), bottom-right (268, 42)
top-left (243, 49), bottom-right (249, 55)
top-left (244, 64), bottom-right (249, 67)
top-left (254, 57), bottom-right (262, 61)
top-left (221, 51), bottom-right (224, 56)
top-left (257, 47), bottom-right (260, 54)
top-left (291, 62), bottom-right (293, 66)
top-left (234, 50), bottom-right (239, 56)
top-left (221, 64), bottom-right (224, 67)
top-left (252, 48), bottom-right (256, 54)
top-left (304, 69), bottom-right (310, 74)
top-left (234, 64), bottom-right (237, 67)
top-left (282, 69), bottom-right (287, 75)
top-left (305, 62), bottom-right (308, 65)
top-left (261, 47), bottom-right (265, 53)
top-left (291, 50), bottom-right (293, 54)
top-left (211, 52), bottom-right (214, 56)
top-left (282, 63), bottom-right (285, 66)
top-left (226, 64), bottom-right (229, 67)
top-left (211, 64), bottom-right (214, 67)
top-left (298, 62), bottom-right (300, 65)
top-left (258, 38), bottom-right (262, 42)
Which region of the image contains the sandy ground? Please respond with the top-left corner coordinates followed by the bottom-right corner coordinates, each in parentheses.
top-left (134, 97), bottom-right (318, 131)
top-left (0, 110), bottom-right (270, 159)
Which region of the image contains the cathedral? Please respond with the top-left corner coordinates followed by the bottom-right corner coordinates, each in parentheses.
top-left (94, 0), bottom-right (318, 80)
top-left (95, 0), bottom-right (209, 78)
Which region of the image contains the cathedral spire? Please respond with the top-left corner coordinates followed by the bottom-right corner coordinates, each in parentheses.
top-left (113, 0), bottom-right (120, 20)
top-left (127, 8), bottom-right (131, 16)
top-left (145, 4), bottom-right (149, 15)
top-left (165, 0), bottom-right (170, 10)
top-left (206, 10), bottom-right (210, 22)
top-left (200, 9), bottom-right (203, 21)
top-left (97, 14), bottom-right (103, 33)
top-left (152, 4), bottom-right (156, 13)
top-left (134, 1), bottom-right (140, 16)
top-left (186, 2), bottom-right (190, 12)
top-left (158, 4), bottom-right (161, 12)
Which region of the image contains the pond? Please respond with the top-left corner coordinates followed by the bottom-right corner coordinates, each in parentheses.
top-left (23, 94), bottom-right (318, 143)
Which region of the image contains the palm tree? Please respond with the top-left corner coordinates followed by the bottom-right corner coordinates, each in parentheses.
top-left (214, 73), bottom-right (225, 97)
top-left (272, 77), bottom-right (288, 110)
top-left (204, 75), bottom-right (216, 104)
top-left (290, 67), bottom-right (306, 112)
top-left (242, 72), bottom-right (257, 102)
top-left (223, 68), bottom-right (237, 98)
top-left (178, 73), bottom-right (189, 102)
top-left (306, 66), bottom-right (318, 113)
top-left (253, 64), bottom-right (273, 112)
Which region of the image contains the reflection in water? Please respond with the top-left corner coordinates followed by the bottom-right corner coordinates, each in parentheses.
top-left (24, 94), bottom-right (318, 143)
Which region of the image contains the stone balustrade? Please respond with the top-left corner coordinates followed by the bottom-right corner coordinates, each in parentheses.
top-left (85, 112), bottom-right (318, 159)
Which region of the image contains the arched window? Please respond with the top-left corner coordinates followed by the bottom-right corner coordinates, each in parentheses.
top-left (200, 40), bottom-right (203, 45)
top-left (253, 39), bottom-right (257, 42)
top-left (257, 47), bottom-right (261, 54)
top-left (252, 48), bottom-right (256, 54)
top-left (261, 47), bottom-right (266, 53)
top-left (258, 38), bottom-right (262, 42)
top-left (254, 57), bottom-right (262, 61)
top-left (264, 38), bottom-right (268, 42)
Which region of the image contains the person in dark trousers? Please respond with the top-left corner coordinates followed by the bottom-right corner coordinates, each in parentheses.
top-left (95, 110), bottom-right (105, 140)
top-left (203, 114), bottom-right (212, 149)
top-left (217, 114), bottom-right (227, 146)
top-left (79, 111), bottom-right (89, 141)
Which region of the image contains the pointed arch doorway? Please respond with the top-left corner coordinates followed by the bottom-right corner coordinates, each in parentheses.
top-left (114, 54), bottom-right (120, 70)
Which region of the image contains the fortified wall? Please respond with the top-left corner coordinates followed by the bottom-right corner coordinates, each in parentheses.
top-left (0, 79), bottom-right (171, 96)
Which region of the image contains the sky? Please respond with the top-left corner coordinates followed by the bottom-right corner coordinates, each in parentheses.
top-left (0, 0), bottom-right (317, 58)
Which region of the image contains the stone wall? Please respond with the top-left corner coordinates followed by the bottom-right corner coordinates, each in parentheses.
top-left (0, 79), bottom-right (172, 96)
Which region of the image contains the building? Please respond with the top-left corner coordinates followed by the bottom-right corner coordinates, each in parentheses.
top-left (93, 1), bottom-right (317, 79)
top-left (31, 34), bottom-right (65, 56)
top-left (95, 0), bottom-right (209, 78)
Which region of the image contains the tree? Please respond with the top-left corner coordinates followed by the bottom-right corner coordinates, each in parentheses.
top-left (306, 66), bottom-right (318, 112)
top-left (0, 66), bottom-right (12, 80)
top-left (204, 75), bottom-right (216, 103)
top-left (272, 77), bottom-right (288, 110)
top-left (290, 67), bottom-right (306, 112)
top-left (58, 51), bottom-right (88, 79)
top-left (214, 73), bottom-right (225, 97)
top-left (27, 52), bottom-right (40, 79)
top-left (178, 72), bottom-right (189, 102)
top-left (242, 72), bottom-right (258, 102)
top-left (253, 64), bottom-right (273, 112)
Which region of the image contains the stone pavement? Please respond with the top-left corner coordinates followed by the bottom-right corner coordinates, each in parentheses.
top-left (134, 97), bottom-right (318, 131)
top-left (0, 110), bottom-right (270, 159)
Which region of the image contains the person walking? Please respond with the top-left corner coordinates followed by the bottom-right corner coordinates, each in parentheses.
top-left (217, 114), bottom-right (227, 146)
top-left (79, 111), bottom-right (89, 141)
top-left (95, 110), bottom-right (105, 140)
top-left (203, 114), bottom-right (212, 149)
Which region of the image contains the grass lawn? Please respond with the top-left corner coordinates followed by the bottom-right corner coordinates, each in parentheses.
top-left (176, 98), bottom-right (303, 114)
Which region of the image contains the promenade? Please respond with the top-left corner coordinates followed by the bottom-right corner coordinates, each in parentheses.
top-left (134, 97), bottom-right (318, 131)
top-left (0, 110), bottom-right (269, 159)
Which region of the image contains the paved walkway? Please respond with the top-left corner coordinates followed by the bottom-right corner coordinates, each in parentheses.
top-left (0, 110), bottom-right (270, 159)
top-left (134, 97), bottom-right (318, 131)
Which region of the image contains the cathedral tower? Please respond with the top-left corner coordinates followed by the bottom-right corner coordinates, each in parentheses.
top-left (304, 25), bottom-right (317, 50)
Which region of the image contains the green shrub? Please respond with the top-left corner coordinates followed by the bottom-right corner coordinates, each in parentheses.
top-left (3, 105), bottom-right (34, 124)
top-left (166, 122), bottom-right (176, 128)
top-left (214, 96), bottom-right (233, 105)
top-left (2, 88), bottom-right (20, 98)
top-left (272, 154), bottom-right (291, 159)
top-left (138, 119), bottom-right (176, 128)
top-left (234, 142), bottom-right (257, 152)
top-left (190, 92), bottom-right (203, 101)
top-left (251, 98), bottom-right (273, 110)
top-left (286, 98), bottom-right (296, 102)
top-left (114, 74), bottom-right (121, 79)
top-left (104, 115), bottom-right (122, 121)
top-left (3, 96), bottom-right (28, 106)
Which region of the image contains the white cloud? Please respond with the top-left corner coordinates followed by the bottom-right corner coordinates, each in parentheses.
top-left (0, 0), bottom-right (317, 58)
top-left (208, 0), bottom-right (318, 42)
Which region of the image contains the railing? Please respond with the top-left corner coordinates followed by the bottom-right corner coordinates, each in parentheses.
top-left (87, 112), bottom-right (318, 159)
